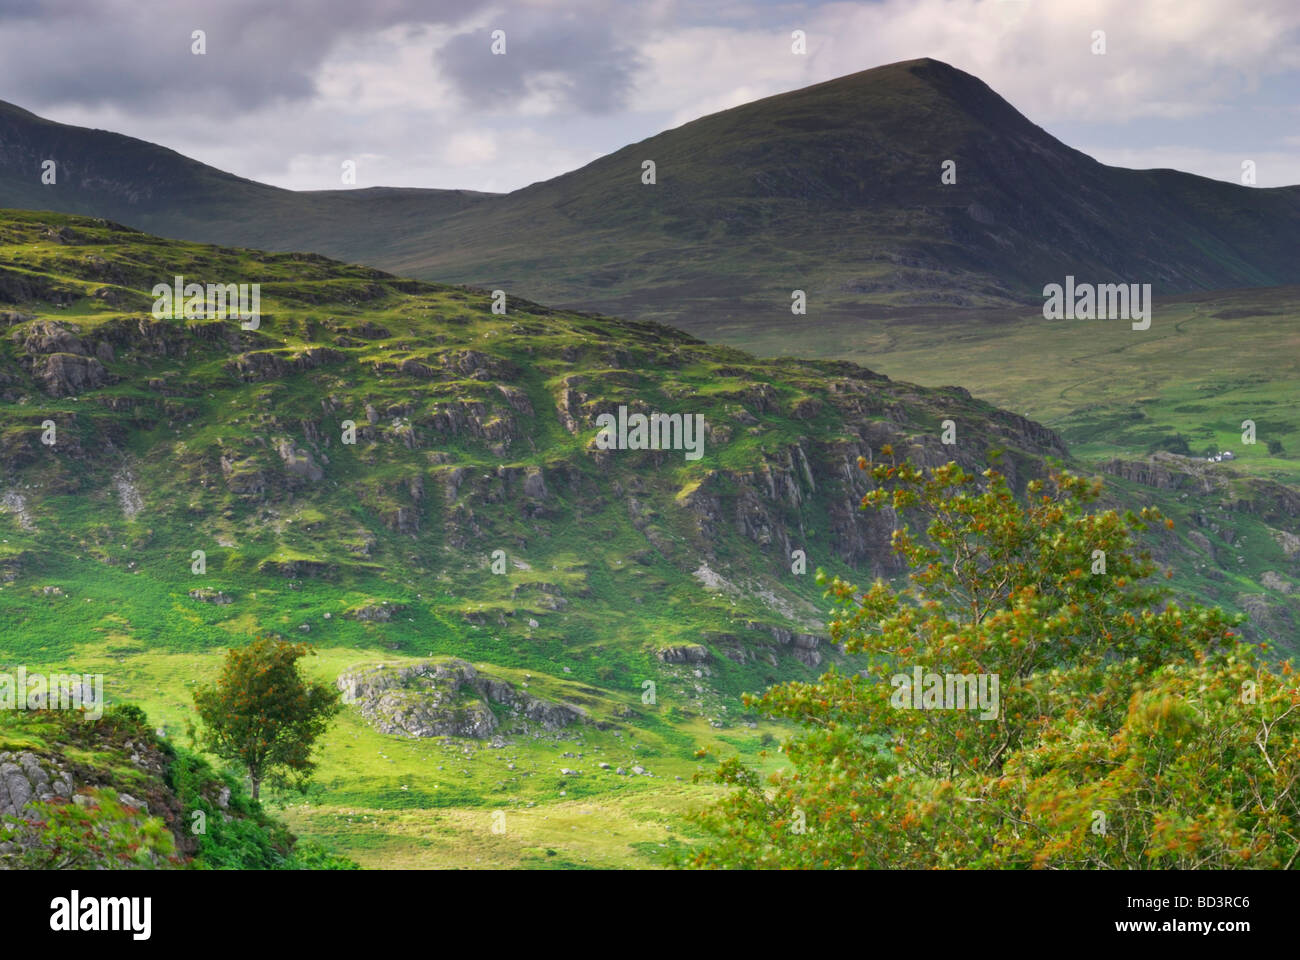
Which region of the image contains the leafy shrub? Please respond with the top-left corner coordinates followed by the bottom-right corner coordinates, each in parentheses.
top-left (166, 744), bottom-right (357, 870)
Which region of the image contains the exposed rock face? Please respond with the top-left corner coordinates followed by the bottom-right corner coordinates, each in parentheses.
top-left (523, 469), bottom-right (548, 499)
top-left (34, 352), bottom-right (105, 396)
top-left (1273, 529), bottom-right (1300, 558)
top-left (656, 645), bottom-right (711, 664)
top-left (496, 384), bottom-right (533, 415)
top-left (345, 602), bottom-right (407, 622)
top-left (790, 633), bottom-right (823, 667)
top-left (1102, 453), bottom-right (1300, 527)
top-left (1237, 592), bottom-right (1297, 640)
top-left (0, 710), bottom-right (286, 869)
top-left (698, 622), bottom-right (828, 668)
top-left (1262, 571), bottom-right (1293, 594)
top-left (441, 349), bottom-right (519, 381)
top-left (1188, 530), bottom-right (1216, 562)
top-left (227, 347), bottom-right (346, 383)
top-left (0, 267), bottom-right (76, 305)
top-left (0, 751), bottom-right (74, 819)
top-left (220, 455), bottom-right (267, 497)
top-left (276, 439), bottom-right (323, 483)
top-left (336, 659), bottom-right (587, 739)
top-left (17, 319), bottom-right (88, 356)
top-left (1100, 454), bottom-right (1211, 493)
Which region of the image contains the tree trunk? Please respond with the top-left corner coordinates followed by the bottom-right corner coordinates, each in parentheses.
top-left (251, 776), bottom-right (261, 801)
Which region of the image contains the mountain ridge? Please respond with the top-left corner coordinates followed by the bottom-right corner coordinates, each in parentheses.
top-left (3, 58), bottom-right (1298, 346)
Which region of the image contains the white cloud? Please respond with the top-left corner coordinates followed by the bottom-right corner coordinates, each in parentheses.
top-left (443, 131), bottom-right (499, 167)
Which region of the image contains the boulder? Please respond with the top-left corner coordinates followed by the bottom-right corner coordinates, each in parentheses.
top-left (336, 659), bottom-right (588, 740)
top-left (34, 352), bottom-right (105, 396)
top-left (656, 644), bottom-right (711, 664)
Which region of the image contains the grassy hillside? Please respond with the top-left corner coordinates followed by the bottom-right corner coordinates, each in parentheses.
top-left (0, 208), bottom-right (1296, 866)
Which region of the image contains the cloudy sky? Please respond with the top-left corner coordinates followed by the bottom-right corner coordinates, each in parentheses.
top-left (2, 0), bottom-right (1298, 192)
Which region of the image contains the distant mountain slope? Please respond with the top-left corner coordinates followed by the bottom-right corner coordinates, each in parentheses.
top-left (0, 99), bottom-right (489, 260)
top-left (383, 57), bottom-right (1300, 326)
top-left (3, 59), bottom-right (1299, 341)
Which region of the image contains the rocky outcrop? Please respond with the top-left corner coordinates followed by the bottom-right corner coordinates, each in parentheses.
top-left (1099, 453), bottom-right (1209, 493)
top-left (421, 400), bottom-right (516, 444)
top-left (220, 455), bottom-right (267, 497)
top-left (0, 703), bottom-right (315, 869)
top-left (0, 267), bottom-right (77, 305)
top-left (1272, 529), bottom-right (1300, 558)
top-left (0, 310), bottom-right (36, 327)
top-left (523, 469), bottom-right (548, 500)
top-left (275, 438), bottom-right (324, 483)
top-left (1101, 454), bottom-right (1300, 528)
top-left (91, 315), bottom-right (266, 359)
top-left (698, 621), bottom-right (829, 668)
top-left (1188, 530), bottom-right (1216, 562)
top-left (344, 602), bottom-right (407, 622)
top-left (33, 352), bottom-right (106, 396)
top-left (1236, 592), bottom-right (1297, 640)
top-left (440, 349), bottom-right (519, 381)
top-left (1262, 571), bottom-right (1294, 594)
top-left (496, 384), bottom-right (534, 415)
top-left (656, 645), bottom-right (711, 664)
top-left (227, 347), bottom-right (346, 383)
top-left (336, 659), bottom-right (588, 739)
top-left (16, 319), bottom-right (87, 356)
top-left (0, 751), bottom-right (75, 819)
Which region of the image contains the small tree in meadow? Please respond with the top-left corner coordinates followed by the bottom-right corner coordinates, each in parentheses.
top-left (193, 636), bottom-right (340, 802)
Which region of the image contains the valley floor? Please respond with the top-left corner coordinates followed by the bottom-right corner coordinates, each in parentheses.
top-left (13, 644), bottom-right (786, 869)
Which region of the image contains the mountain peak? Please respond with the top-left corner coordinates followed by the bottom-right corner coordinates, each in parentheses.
top-left (742, 55), bottom-right (1043, 142)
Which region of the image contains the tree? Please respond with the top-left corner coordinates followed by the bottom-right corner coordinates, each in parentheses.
top-left (684, 453), bottom-right (1300, 868)
top-left (193, 637), bottom-right (340, 802)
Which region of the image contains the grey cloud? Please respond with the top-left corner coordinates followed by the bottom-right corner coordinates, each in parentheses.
top-left (436, 12), bottom-right (645, 114)
top-left (0, 0), bottom-right (490, 112)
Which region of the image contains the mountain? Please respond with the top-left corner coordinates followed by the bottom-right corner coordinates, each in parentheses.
top-left (2, 208), bottom-right (1293, 865)
top-left (3, 59), bottom-right (1299, 344)
top-left (0, 98), bottom-right (489, 264)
